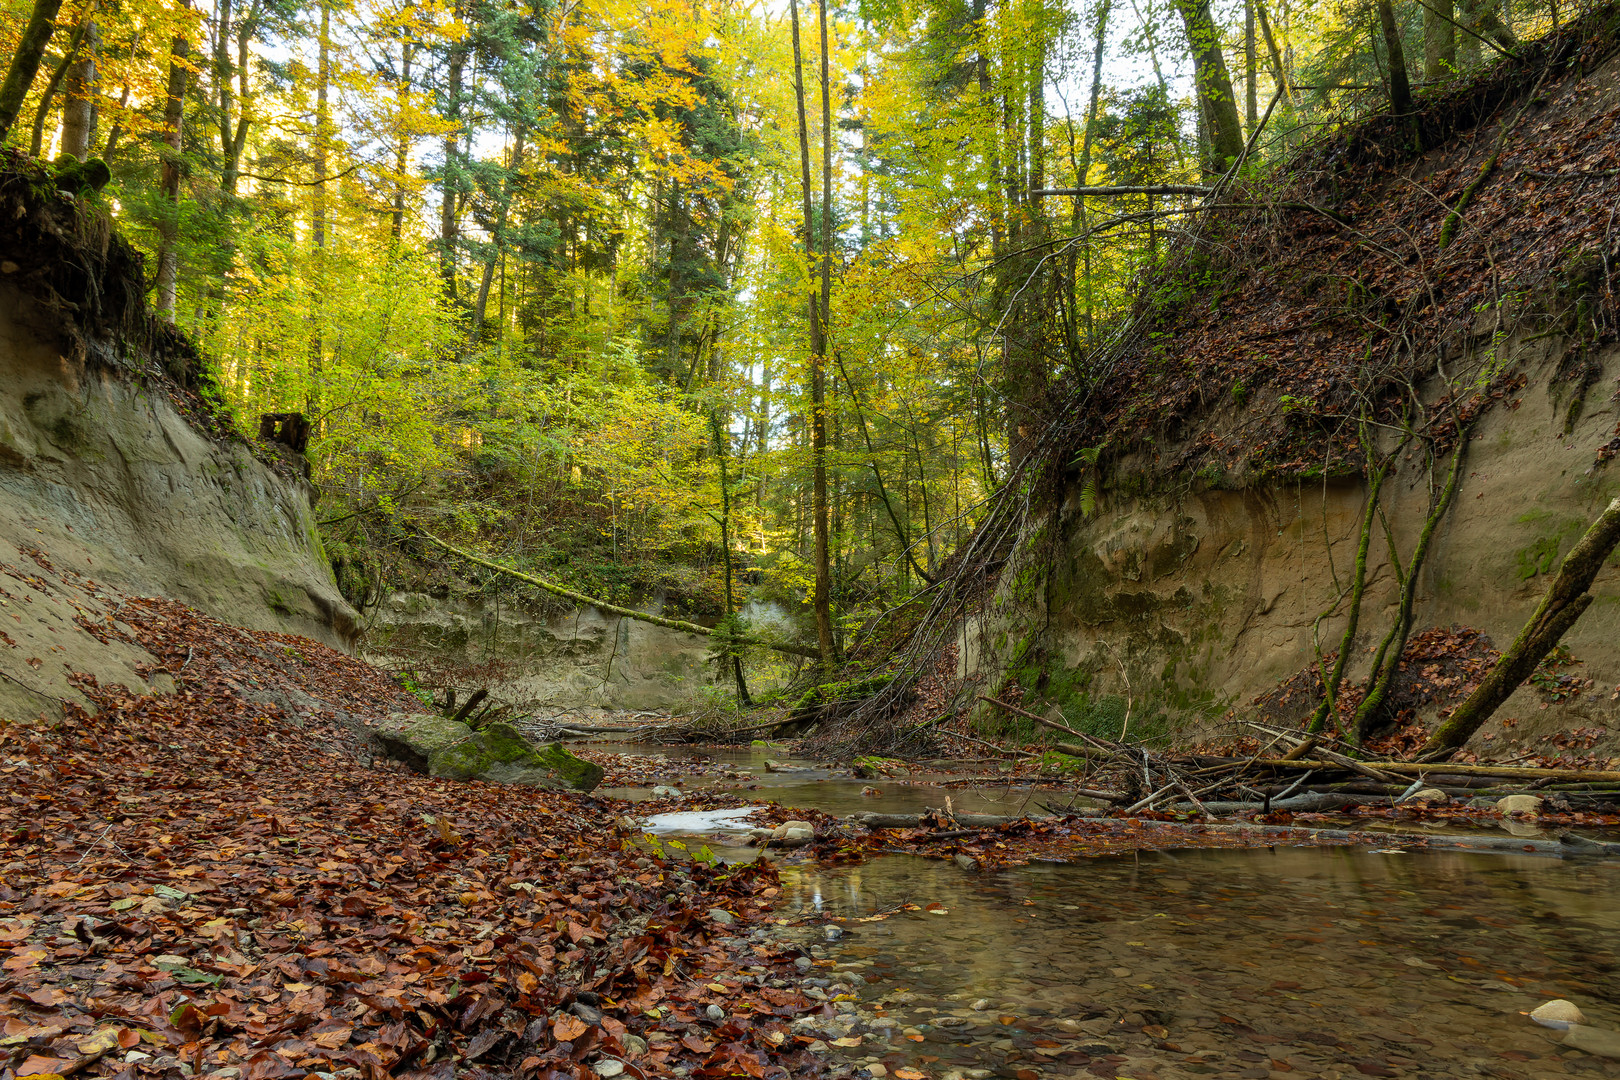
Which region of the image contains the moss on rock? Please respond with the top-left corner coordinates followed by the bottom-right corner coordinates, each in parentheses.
top-left (428, 722), bottom-right (604, 792)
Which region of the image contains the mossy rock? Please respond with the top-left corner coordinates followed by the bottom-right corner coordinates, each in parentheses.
top-left (427, 722), bottom-right (604, 792)
top-left (373, 712), bottom-right (475, 772)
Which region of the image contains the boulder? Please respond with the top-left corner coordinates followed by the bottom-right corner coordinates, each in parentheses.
top-left (375, 715), bottom-right (603, 792)
top-left (373, 713), bottom-right (476, 772)
top-left (429, 723), bottom-right (604, 791)
top-left (771, 819), bottom-right (815, 838)
top-left (1497, 794), bottom-right (1544, 816)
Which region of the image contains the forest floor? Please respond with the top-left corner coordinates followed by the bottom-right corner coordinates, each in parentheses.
top-left (0, 584), bottom-right (841, 1080)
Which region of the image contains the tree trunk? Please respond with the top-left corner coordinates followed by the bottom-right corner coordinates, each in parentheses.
top-left (391, 39), bottom-right (415, 244)
top-left (0, 0), bottom-right (66, 144)
top-left (58, 20), bottom-right (97, 159)
top-left (792, 0), bottom-right (836, 668)
top-left (814, 0), bottom-right (837, 667)
top-left (1244, 0), bottom-right (1257, 130)
top-left (1424, 498), bottom-right (1620, 755)
top-left (221, 0), bottom-right (260, 194)
top-left (1174, 0), bottom-right (1245, 177)
top-left (154, 21), bottom-right (190, 323)
top-left (439, 12), bottom-right (468, 301)
top-left (711, 412), bottom-right (752, 706)
top-left (1424, 0), bottom-right (1457, 77)
top-left (1377, 0), bottom-right (1414, 118)
top-left (473, 125), bottom-right (525, 333)
top-left (28, 16), bottom-right (92, 156)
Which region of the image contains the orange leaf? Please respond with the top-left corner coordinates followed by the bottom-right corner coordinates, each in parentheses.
top-left (553, 1014), bottom-right (589, 1043)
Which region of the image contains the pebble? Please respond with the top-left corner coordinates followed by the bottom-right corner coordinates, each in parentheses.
top-left (705, 1004), bottom-right (725, 1022)
top-left (591, 1062), bottom-right (625, 1079)
top-left (970, 998), bottom-right (992, 1011)
top-left (650, 785), bottom-right (682, 799)
top-left (1565, 1025), bottom-right (1620, 1059)
top-left (708, 908), bottom-right (736, 926)
top-left (867, 1066), bottom-right (888, 1078)
top-left (795, 956), bottom-right (813, 972)
top-left (1498, 794), bottom-right (1544, 816)
top-left (1532, 999), bottom-right (1589, 1030)
top-left (622, 1035), bottom-right (648, 1057)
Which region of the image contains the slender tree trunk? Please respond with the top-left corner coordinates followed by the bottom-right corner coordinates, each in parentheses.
top-left (1424, 498), bottom-right (1620, 755)
top-left (0, 0), bottom-right (66, 144)
top-left (1424, 0), bottom-right (1457, 77)
top-left (391, 39), bottom-right (415, 244)
top-left (1244, 0), bottom-right (1257, 130)
top-left (711, 412), bottom-right (752, 706)
top-left (29, 16), bottom-right (92, 156)
top-left (473, 125), bottom-right (525, 333)
top-left (308, 0), bottom-right (331, 417)
top-left (439, 11), bottom-right (468, 301)
top-left (154, 20), bottom-right (190, 323)
top-left (1254, 0), bottom-right (1295, 105)
top-left (813, 0), bottom-right (836, 666)
top-left (1174, 0), bottom-right (1245, 177)
top-left (221, 0), bottom-right (259, 194)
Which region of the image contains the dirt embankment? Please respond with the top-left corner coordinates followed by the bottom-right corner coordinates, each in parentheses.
top-left (0, 156), bottom-right (355, 722)
top-left (965, 15), bottom-right (1620, 763)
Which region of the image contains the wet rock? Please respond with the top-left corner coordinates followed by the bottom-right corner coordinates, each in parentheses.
top-left (1411, 788), bottom-right (1449, 803)
top-left (971, 999), bottom-right (992, 1011)
top-left (1531, 999), bottom-right (1589, 1030)
top-left (1565, 1025), bottom-right (1620, 1059)
top-left (955, 854), bottom-right (980, 872)
top-left (651, 785), bottom-right (682, 799)
top-left (795, 956), bottom-right (813, 973)
top-left (867, 1066), bottom-right (888, 1078)
top-left (772, 820), bottom-right (816, 838)
top-left (1497, 794), bottom-right (1543, 816)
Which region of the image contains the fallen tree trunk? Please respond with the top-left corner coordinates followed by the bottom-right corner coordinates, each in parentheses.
top-left (421, 532), bottom-right (819, 659)
top-left (1247, 757), bottom-right (1620, 783)
top-left (1424, 497), bottom-right (1620, 755)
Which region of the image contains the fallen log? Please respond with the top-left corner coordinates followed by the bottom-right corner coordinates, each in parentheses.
top-left (1244, 758), bottom-right (1620, 783)
top-left (421, 532), bottom-right (820, 659)
top-left (1425, 497), bottom-right (1620, 754)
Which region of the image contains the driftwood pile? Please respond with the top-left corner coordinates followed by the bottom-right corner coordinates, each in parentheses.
top-left (976, 696), bottom-right (1620, 815)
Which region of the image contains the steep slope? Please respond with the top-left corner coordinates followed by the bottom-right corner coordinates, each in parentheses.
top-left (959, 14), bottom-right (1620, 763)
top-left (0, 159), bottom-right (356, 720)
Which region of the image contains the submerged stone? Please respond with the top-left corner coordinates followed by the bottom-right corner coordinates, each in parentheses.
top-left (1531, 999), bottom-right (1588, 1029)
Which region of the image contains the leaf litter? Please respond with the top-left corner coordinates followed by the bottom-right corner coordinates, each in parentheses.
top-left (0, 591), bottom-right (844, 1080)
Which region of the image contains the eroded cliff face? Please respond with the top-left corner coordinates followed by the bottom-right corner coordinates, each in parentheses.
top-left (964, 334), bottom-right (1620, 757)
top-left (0, 286), bottom-right (356, 720)
top-left (366, 591), bottom-right (797, 711)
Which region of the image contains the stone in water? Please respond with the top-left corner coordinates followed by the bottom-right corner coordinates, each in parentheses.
top-left (1531, 999), bottom-right (1588, 1030)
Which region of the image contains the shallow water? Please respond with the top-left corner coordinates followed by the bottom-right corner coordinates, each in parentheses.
top-left (590, 740), bottom-right (1056, 818)
top-left (780, 848), bottom-right (1620, 1078)
top-left (615, 741), bottom-right (1620, 1077)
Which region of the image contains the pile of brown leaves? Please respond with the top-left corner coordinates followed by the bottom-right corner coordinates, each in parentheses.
top-left (0, 595), bottom-right (839, 1080)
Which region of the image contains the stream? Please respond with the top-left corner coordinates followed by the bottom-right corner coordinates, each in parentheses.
top-left (594, 741), bottom-right (1620, 1079)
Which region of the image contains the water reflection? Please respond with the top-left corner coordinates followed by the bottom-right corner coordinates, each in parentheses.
top-left (778, 848), bottom-right (1620, 1078)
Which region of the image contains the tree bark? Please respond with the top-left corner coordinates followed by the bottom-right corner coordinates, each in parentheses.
top-left (28, 15), bottom-right (92, 157)
top-left (1424, 498), bottom-right (1620, 754)
top-left (1376, 0), bottom-right (1414, 120)
top-left (58, 20), bottom-right (96, 160)
top-left (1424, 0), bottom-right (1457, 77)
top-left (1174, 0), bottom-right (1245, 177)
top-left (391, 38), bottom-right (415, 244)
top-left (0, 0), bottom-right (66, 144)
top-left (154, 20), bottom-right (190, 323)
top-left (439, 8), bottom-right (468, 301)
